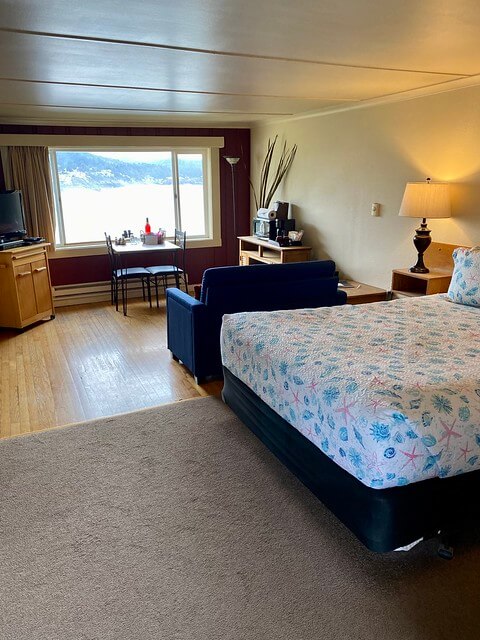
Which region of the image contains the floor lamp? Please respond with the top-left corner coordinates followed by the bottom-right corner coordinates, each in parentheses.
top-left (223, 156), bottom-right (240, 248)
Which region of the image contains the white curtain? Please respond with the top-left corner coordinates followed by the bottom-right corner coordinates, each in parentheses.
top-left (7, 146), bottom-right (56, 251)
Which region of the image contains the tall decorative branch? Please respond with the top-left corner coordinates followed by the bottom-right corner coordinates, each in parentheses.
top-left (251, 136), bottom-right (297, 211)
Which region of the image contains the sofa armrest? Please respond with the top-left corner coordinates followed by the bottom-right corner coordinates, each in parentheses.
top-left (335, 290), bottom-right (347, 305)
top-left (166, 287), bottom-right (204, 312)
top-left (167, 288), bottom-right (213, 380)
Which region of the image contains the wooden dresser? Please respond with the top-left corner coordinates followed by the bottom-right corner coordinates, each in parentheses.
top-left (0, 243), bottom-right (55, 329)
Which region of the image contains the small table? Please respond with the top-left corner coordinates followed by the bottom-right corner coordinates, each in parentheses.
top-left (340, 280), bottom-right (388, 305)
top-left (111, 239), bottom-right (180, 257)
top-left (112, 240), bottom-right (180, 314)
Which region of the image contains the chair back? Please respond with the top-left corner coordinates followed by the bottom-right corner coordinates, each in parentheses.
top-left (174, 229), bottom-right (187, 274)
top-left (104, 233), bottom-right (118, 271)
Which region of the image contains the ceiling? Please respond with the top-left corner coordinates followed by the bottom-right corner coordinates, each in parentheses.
top-left (1, 0), bottom-right (480, 126)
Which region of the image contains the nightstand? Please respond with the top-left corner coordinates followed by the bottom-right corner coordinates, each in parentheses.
top-left (391, 269), bottom-right (452, 298)
top-left (341, 281), bottom-right (388, 305)
top-left (391, 241), bottom-right (459, 298)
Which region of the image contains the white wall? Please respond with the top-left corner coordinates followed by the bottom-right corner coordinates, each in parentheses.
top-left (251, 86), bottom-right (480, 289)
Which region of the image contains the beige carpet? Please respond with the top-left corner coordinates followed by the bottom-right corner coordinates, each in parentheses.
top-left (1, 396), bottom-right (479, 640)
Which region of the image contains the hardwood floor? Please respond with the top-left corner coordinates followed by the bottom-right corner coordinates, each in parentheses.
top-left (0, 299), bottom-right (222, 439)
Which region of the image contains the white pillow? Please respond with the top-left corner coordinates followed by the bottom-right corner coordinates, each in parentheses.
top-left (447, 246), bottom-right (480, 307)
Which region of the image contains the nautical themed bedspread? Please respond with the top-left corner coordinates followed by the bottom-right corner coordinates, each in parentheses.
top-left (220, 294), bottom-right (480, 489)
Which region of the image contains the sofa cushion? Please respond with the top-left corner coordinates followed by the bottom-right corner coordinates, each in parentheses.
top-left (204, 278), bottom-right (340, 315)
top-left (200, 261), bottom-right (336, 303)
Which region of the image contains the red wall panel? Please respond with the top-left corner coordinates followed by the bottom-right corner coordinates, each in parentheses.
top-left (0, 124), bottom-right (251, 286)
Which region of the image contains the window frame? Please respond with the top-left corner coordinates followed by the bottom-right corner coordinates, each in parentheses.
top-left (48, 145), bottom-right (221, 253)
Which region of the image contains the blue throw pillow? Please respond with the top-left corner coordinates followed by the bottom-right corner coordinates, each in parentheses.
top-left (447, 246), bottom-right (480, 307)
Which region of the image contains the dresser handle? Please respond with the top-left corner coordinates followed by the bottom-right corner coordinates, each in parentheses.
top-left (34, 266), bottom-right (47, 273)
top-left (17, 272), bottom-right (31, 278)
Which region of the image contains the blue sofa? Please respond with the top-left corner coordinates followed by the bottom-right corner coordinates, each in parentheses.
top-left (166, 260), bottom-right (346, 383)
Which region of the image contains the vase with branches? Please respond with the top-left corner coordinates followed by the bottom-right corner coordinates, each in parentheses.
top-left (250, 135), bottom-right (297, 211)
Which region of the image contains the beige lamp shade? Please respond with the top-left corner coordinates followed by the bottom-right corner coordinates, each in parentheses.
top-left (399, 181), bottom-right (451, 219)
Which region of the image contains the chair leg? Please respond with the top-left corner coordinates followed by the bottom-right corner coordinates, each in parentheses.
top-left (115, 278), bottom-right (119, 311)
top-left (123, 277), bottom-right (128, 316)
top-left (147, 277), bottom-right (152, 308)
top-left (154, 276), bottom-right (159, 308)
top-left (142, 278), bottom-right (146, 301)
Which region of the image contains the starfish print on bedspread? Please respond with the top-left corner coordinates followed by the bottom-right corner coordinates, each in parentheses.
top-left (458, 442), bottom-right (472, 462)
top-left (367, 398), bottom-right (385, 414)
top-left (400, 445), bottom-right (423, 470)
top-left (335, 397), bottom-right (357, 423)
top-left (366, 452), bottom-right (386, 474)
top-left (438, 419), bottom-right (462, 449)
top-left (292, 390), bottom-right (302, 407)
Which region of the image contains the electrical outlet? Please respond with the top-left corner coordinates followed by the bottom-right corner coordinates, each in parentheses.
top-left (371, 203), bottom-right (380, 216)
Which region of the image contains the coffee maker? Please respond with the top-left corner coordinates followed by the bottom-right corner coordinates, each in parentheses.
top-left (252, 217), bottom-right (296, 240)
top-left (252, 201), bottom-right (295, 240)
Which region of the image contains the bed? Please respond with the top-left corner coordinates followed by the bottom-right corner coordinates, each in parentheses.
top-left (220, 294), bottom-right (480, 552)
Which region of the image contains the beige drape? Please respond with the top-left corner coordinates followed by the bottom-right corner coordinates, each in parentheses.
top-left (7, 146), bottom-right (56, 250)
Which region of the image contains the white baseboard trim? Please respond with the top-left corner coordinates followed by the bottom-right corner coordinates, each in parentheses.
top-left (53, 280), bottom-right (160, 307)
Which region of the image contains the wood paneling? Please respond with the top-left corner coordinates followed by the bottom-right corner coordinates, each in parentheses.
top-left (0, 299), bottom-right (222, 439)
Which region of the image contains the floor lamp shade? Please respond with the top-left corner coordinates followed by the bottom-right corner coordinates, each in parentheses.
top-left (399, 180), bottom-right (451, 273)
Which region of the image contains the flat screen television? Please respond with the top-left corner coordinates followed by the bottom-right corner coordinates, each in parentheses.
top-left (0, 190), bottom-right (27, 239)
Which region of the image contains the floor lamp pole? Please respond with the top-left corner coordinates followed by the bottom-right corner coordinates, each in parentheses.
top-left (224, 156), bottom-right (240, 253)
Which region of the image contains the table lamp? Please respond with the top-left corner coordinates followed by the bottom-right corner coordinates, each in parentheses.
top-left (399, 178), bottom-right (451, 273)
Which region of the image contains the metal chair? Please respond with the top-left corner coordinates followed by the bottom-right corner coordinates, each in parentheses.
top-left (105, 233), bottom-right (152, 315)
top-left (146, 229), bottom-right (189, 307)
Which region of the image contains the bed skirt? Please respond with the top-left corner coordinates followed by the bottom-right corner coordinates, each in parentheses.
top-left (222, 366), bottom-right (480, 552)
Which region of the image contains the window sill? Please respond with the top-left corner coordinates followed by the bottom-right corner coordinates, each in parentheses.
top-left (49, 237), bottom-right (222, 259)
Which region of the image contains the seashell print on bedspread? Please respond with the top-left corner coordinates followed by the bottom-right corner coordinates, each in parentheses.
top-left (220, 294), bottom-right (480, 489)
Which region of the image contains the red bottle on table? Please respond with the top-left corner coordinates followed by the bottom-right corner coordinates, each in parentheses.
top-left (144, 217), bottom-right (151, 234)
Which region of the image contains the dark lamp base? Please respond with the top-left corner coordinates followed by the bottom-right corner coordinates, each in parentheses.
top-left (410, 264), bottom-right (430, 274)
top-left (410, 218), bottom-right (431, 274)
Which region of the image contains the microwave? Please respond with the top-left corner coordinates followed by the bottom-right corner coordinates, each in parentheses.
top-left (252, 218), bottom-right (295, 240)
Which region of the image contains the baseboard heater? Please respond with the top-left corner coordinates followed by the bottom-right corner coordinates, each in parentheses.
top-left (53, 280), bottom-right (162, 307)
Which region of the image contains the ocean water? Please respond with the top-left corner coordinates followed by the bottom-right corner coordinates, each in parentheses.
top-left (60, 184), bottom-right (206, 244)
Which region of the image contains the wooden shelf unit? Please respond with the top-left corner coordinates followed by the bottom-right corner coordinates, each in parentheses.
top-left (238, 235), bottom-right (311, 265)
top-left (0, 243), bottom-right (55, 329)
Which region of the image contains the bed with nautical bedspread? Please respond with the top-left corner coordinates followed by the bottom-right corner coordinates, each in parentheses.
top-left (220, 260), bottom-right (480, 552)
top-left (221, 294), bottom-right (480, 490)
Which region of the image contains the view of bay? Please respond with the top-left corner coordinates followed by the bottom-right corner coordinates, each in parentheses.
top-left (60, 184), bottom-right (204, 244)
top-left (55, 151), bottom-right (205, 244)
